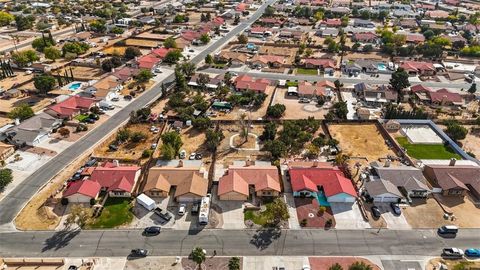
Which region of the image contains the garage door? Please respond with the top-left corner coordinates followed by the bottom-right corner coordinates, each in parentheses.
top-left (373, 196), bottom-right (399, 203)
top-left (177, 195), bottom-right (201, 203)
top-left (328, 194), bottom-right (356, 203)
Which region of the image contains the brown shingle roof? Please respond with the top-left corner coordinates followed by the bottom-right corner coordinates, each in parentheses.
top-left (144, 167), bottom-right (208, 197)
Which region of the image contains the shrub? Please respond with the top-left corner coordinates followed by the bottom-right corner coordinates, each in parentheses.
top-left (318, 206), bottom-right (326, 216)
top-left (325, 218), bottom-right (333, 227)
top-left (130, 131), bottom-right (147, 143)
top-left (89, 198), bottom-right (96, 206)
top-left (300, 218), bottom-right (308, 227)
top-left (142, 149), bottom-right (153, 158)
top-left (61, 198), bottom-right (69, 205)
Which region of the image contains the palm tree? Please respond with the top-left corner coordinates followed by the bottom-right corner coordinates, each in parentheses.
top-left (191, 247), bottom-right (206, 270)
top-left (329, 263), bottom-right (344, 270)
top-left (349, 261), bottom-right (373, 270)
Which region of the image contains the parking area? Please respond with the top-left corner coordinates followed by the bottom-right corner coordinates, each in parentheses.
top-left (375, 203), bottom-right (411, 229)
top-left (212, 199), bottom-right (245, 229)
top-left (330, 202), bottom-right (371, 229)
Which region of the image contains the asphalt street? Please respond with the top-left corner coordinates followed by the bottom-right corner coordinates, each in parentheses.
top-left (0, 229), bottom-right (479, 257)
top-left (203, 68), bottom-right (474, 90)
top-left (0, 0), bottom-right (276, 226)
top-left (1, 26), bottom-right (76, 53)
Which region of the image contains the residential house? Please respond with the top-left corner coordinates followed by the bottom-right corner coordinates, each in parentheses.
top-left (218, 162), bottom-right (281, 201)
top-left (397, 18), bottom-right (418, 29)
top-left (297, 81), bottom-right (326, 98)
top-left (352, 32), bottom-right (378, 43)
top-left (278, 29), bottom-right (304, 41)
top-left (302, 58), bottom-right (336, 72)
top-left (137, 54), bottom-right (162, 70)
top-left (86, 75), bottom-right (123, 98)
top-left (365, 162), bottom-right (431, 202)
top-left (45, 96), bottom-right (96, 120)
top-left (0, 142), bottom-right (14, 161)
top-left (288, 161), bottom-right (357, 203)
top-left (249, 54), bottom-right (286, 69)
top-left (425, 10), bottom-right (449, 19)
top-left (400, 61), bottom-right (436, 76)
top-left (423, 160), bottom-right (480, 197)
top-left (188, 73), bottom-right (224, 90)
top-left (63, 180), bottom-right (101, 203)
top-left (354, 19), bottom-right (375, 28)
top-left (383, 119), bottom-right (401, 132)
top-left (355, 83), bottom-right (398, 105)
top-left (321, 18), bottom-right (342, 28)
top-left (111, 67), bottom-right (140, 84)
top-left (427, 89), bottom-right (464, 107)
top-left (144, 163), bottom-right (208, 202)
top-left (316, 27), bottom-right (339, 37)
top-left (216, 51), bottom-right (249, 65)
top-left (249, 26), bottom-right (270, 38)
top-left (356, 108), bottom-right (371, 120)
top-left (259, 17), bottom-right (284, 27)
top-left (404, 33), bottom-right (425, 44)
top-left (234, 74), bottom-right (271, 93)
top-left (4, 113), bottom-right (62, 146)
top-left (84, 162), bottom-right (142, 197)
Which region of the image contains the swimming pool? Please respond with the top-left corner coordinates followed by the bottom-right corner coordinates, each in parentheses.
top-left (377, 63), bottom-right (387, 71)
top-left (68, 82), bottom-right (82, 91)
top-left (316, 190), bottom-right (330, 207)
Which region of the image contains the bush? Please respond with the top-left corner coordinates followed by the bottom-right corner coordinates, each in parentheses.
top-left (76, 124), bottom-right (88, 132)
top-left (266, 104), bottom-right (286, 118)
top-left (8, 103), bottom-right (34, 120)
top-left (142, 149), bottom-right (153, 158)
top-left (61, 198), bottom-right (69, 205)
top-left (90, 198), bottom-right (96, 206)
top-left (325, 218), bottom-right (333, 227)
top-left (130, 131), bottom-right (147, 143)
top-left (58, 127), bottom-right (70, 137)
top-left (300, 218), bottom-right (307, 227)
top-left (0, 168), bottom-right (13, 190)
top-left (318, 206), bottom-right (326, 216)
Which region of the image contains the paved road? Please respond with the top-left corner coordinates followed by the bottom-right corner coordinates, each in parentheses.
top-left (0, 229), bottom-right (478, 257)
top-left (0, 0), bottom-right (275, 227)
top-left (203, 68), bottom-right (474, 89)
top-left (0, 26), bottom-right (76, 53)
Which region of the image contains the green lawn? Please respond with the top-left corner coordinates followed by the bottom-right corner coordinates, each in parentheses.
top-left (396, 137), bottom-right (462, 160)
top-left (88, 197), bottom-right (133, 229)
top-left (74, 114), bottom-right (89, 122)
top-left (296, 68), bottom-right (318, 75)
top-left (286, 81), bottom-right (299, 87)
top-left (244, 199), bottom-right (289, 227)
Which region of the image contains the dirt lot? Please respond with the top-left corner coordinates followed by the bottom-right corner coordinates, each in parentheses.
top-left (328, 123), bottom-right (397, 162)
top-left (216, 86), bottom-right (275, 121)
top-left (403, 198), bottom-right (465, 228)
top-left (0, 72), bottom-right (33, 90)
top-left (460, 125), bottom-right (480, 158)
top-left (102, 46), bottom-right (127, 55)
top-left (272, 88), bottom-right (332, 119)
top-left (436, 195), bottom-right (480, 228)
top-left (94, 123), bottom-right (161, 162)
top-left (15, 154), bottom-right (91, 230)
top-left (57, 66), bottom-right (105, 80)
top-left (0, 94), bottom-right (52, 114)
top-left (427, 258), bottom-right (480, 270)
top-left (216, 124), bottom-right (269, 167)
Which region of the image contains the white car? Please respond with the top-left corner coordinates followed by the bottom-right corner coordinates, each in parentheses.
top-left (189, 153), bottom-right (196, 160)
top-left (25, 69), bottom-right (33, 74)
top-left (178, 204), bottom-right (186, 216)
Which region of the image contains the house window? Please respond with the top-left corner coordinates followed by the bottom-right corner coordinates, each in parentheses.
top-left (262, 191), bottom-right (272, 196)
top-left (113, 191), bottom-right (124, 196)
top-left (448, 189), bottom-right (463, 195)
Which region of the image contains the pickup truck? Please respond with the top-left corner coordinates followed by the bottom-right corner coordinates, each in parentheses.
top-left (442, 248), bottom-right (464, 258)
top-left (154, 207), bottom-right (172, 222)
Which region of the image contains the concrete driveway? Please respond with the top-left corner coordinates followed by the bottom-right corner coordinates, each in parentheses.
top-left (330, 202), bottom-right (371, 229)
top-left (215, 200), bottom-right (245, 229)
top-left (376, 203), bottom-right (411, 229)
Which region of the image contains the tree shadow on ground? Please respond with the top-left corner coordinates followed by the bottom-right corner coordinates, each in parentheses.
top-left (42, 228), bottom-right (81, 252)
top-left (249, 228), bottom-right (281, 250)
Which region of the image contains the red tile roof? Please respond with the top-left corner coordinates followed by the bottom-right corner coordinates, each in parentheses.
top-left (90, 165), bottom-right (140, 193)
top-left (151, 47), bottom-right (174, 58)
top-left (235, 74), bottom-right (271, 92)
top-left (236, 2), bottom-right (248, 11)
top-left (289, 166), bottom-right (357, 197)
top-left (400, 61), bottom-right (435, 72)
top-left (63, 180), bottom-right (101, 198)
top-left (428, 89), bottom-right (463, 104)
top-left (324, 18), bottom-right (342, 27)
top-left (47, 96), bottom-right (96, 118)
top-left (410, 84), bottom-right (431, 93)
top-left (111, 67), bottom-right (140, 82)
top-left (303, 58), bottom-right (336, 68)
top-left (138, 54), bottom-right (161, 69)
top-left (353, 32), bottom-right (377, 41)
top-left (298, 82), bottom-right (326, 96)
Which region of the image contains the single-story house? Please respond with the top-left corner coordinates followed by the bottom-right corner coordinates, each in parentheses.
top-left (423, 160), bottom-right (480, 197)
top-left (354, 19), bottom-right (375, 28)
top-left (355, 83), bottom-right (398, 105)
top-left (297, 81), bottom-right (326, 98)
top-left (218, 162), bottom-right (281, 200)
top-left (85, 75), bottom-right (122, 98)
top-left (4, 112), bottom-right (62, 146)
top-left (302, 58), bottom-right (336, 71)
top-left (234, 74), bottom-right (271, 93)
top-left (249, 55), bottom-right (286, 69)
top-left (321, 18), bottom-right (342, 28)
top-left (63, 180), bottom-right (101, 203)
top-left (352, 32), bottom-right (378, 43)
top-left (85, 161), bottom-right (142, 197)
top-left (45, 96), bottom-right (96, 120)
top-left (288, 161), bottom-right (357, 203)
top-left (427, 89), bottom-right (464, 107)
top-left (111, 67), bottom-right (140, 84)
top-left (137, 54), bottom-right (161, 70)
top-left (316, 27), bottom-right (339, 37)
top-left (144, 163), bottom-right (208, 202)
top-left (216, 51), bottom-right (248, 65)
top-left (188, 73), bottom-right (224, 89)
top-left (400, 61), bottom-right (436, 76)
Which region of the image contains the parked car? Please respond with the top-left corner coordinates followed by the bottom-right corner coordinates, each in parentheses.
top-left (179, 150), bottom-right (186, 159)
top-left (111, 97), bottom-right (120, 102)
top-left (109, 144), bottom-right (119, 151)
top-left (195, 153), bottom-right (202, 160)
top-left (154, 67), bottom-right (163, 73)
top-left (178, 204), bottom-right (186, 216)
top-left (191, 202), bottom-right (200, 215)
top-left (130, 249), bottom-right (149, 257)
top-left (465, 248), bottom-right (480, 257)
top-left (154, 207), bottom-right (172, 222)
top-left (438, 225), bottom-right (458, 236)
top-left (68, 266), bottom-right (78, 270)
top-left (442, 247), bottom-right (464, 258)
top-left (390, 203), bottom-right (401, 215)
top-left (189, 153), bottom-right (197, 160)
top-left (124, 95), bottom-right (133, 101)
top-left (89, 114), bottom-right (99, 120)
top-left (85, 158), bottom-right (97, 167)
top-left (82, 118), bottom-right (95, 124)
top-left (371, 206), bottom-right (381, 218)
top-left (143, 226), bottom-right (161, 236)
top-left (299, 98), bottom-right (310, 103)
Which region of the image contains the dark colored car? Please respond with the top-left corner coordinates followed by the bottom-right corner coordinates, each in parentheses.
top-left (390, 203), bottom-right (401, 215)
top-left (195, 153), bottom-right (203, 160)
top-left (109, 144), bottom-right (119, 151)
top-left (143, 226), bottom-right (161, 236)
top-left (68, 266), bottom-right (78, 270)
top-left (124, 95), bottom-right (133, 101)
top-left (89, 114), bottom-right (99, 120)
top-left (83, 118), bottom-right (95, 124)
top-left (371, 206), bottom-right (381, 219)
top-left (154, 207), bottom-right (172, 222)
top-left (85, 158), bottom-right (97, 167)
top-left (130, 249), bottom-right (148, 257)
top-left (191, 203), bottom-right (200, 215)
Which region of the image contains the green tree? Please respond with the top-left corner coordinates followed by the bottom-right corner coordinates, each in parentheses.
top-left (264, 5), bottom-right (275, 16)
top-left (468, 83), bottom-right (477, 94)
top-left (135, 69), bottom-right (153, 83)
top-left (34, 75), bottom-right (56, 94)
top-left (89, 19), bottom-right (106, 33)
top-left (205, 129), bottom-right (224, 151)
top-left (180, 62), bottom-right (196, 78)
top-left (11, 50), bottom-right (39, 67)
top-left (164, 50), bottom-right (183, 64)
top-left (32, 37), bottom-right (54, 52)
top-left (329, 263), bottom-right (344, 270)
top-left (260, 122), bottom-right (277, 141)
top-left (14, 15), bottom-right (35, 31)
top-left (228, 257), bottom-right (241, 270)
top-left (264, 140), bottom-right (287, 159)
top-left (191, 247), bottom-right (206, 270)
top-left (0, 168), bottom-right (13, 190)
top-left (161, 144), bottom-right (175, 160)
top-left (8, 103), bottom-right (34, 120)
top-left (200, 34), bottom-right (210, 44)
top-left (266, 104), bottom-right (286, 118)
top-left (161, 131), bottom-right (183, 155)
top-left (130, 131), bottom-right (147, 143)
top-left (124, 46), bottom-right (142, 60)
top-left (62, 41), bottom-right (90, 56)
top-left (110, 26), bottom-right (124, 35)
top-left (390, 67), bottom-right (410, 101)
top-left (163, 37), bottom-right (177, 48)
top-left (314, 11), bottom-right (324, 21)
top-left (205, 54), bottom-right (213, 65)
top-left (445, 122), bottom-right (467, 141)
top-left (44, 46), bottom-right (61, 61)
top-left (0, 11), bottom-right (14, 26)
top-left (192, 117), bottom-right (212, 130)
top-left (238, 34), bottom-right (248, 44)
top-left (267, 198), bottom-right (290, 225)
top-left (348, 261), bottom-right (373, 270)
top-left (332, 101), bottom-right (348, 119)
top-left (116, 128), bottom-right (131, 143)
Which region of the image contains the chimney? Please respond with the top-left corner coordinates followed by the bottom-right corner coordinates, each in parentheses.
top-left (113, 160), bottom-right (119, 167)
top-left (449, 158), bottom-right (456, 166)
top-left (178, 160), bottom-right (184, 167)
top-left (384, 159), bottom-right (391, 167)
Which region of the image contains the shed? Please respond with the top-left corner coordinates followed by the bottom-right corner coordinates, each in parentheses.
top-left (136, 193), bottom-right (156, 211)
top-left (211, 101), bottom-right (233, 110)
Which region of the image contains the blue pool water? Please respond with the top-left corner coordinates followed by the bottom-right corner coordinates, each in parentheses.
top-left (377, 63), bottom-right (387, 71)
top-left (68, 82), bottom-right (82, 91)
top-left (316, 190), bottom-right (330, 207)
